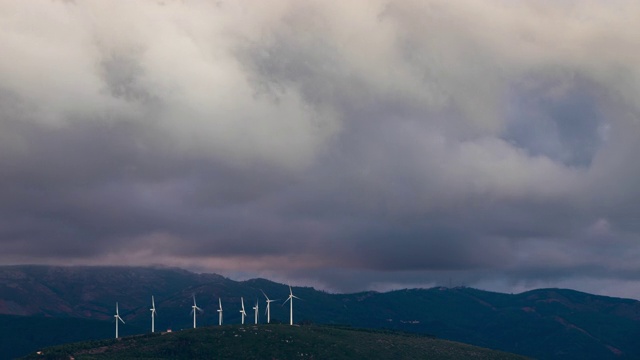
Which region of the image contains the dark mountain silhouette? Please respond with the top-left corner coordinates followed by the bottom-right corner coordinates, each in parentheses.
top-left (1, 265), bottom-right (639, 359)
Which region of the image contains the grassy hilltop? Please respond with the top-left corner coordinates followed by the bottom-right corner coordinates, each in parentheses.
top-left (22, 324), bottom-right (529, 360)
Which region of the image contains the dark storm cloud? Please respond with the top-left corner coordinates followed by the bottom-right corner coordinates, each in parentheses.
top-left (2, 0), bottom-right (640, 297)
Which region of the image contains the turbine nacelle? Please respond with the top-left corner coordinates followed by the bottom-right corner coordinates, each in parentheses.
top-left (114, 302), bottom-right (125, 339)
top-left (240, 297), bottom-right (247, 315)
top-left (283, 285), bottom-right (301, 326)
top-left (253, 299), bottom-right (259, 324)
top-left (150, 295), bottom-right (157, 314)
top-left (115, 302), bottom-right (125, 324)
top-left (150, 295), bottom-right (157, 333)
top-left (262, 289), bottom-right (278, 323)
top-left (191, 295), bottom-right (203, 329)
top-left (283, 293), bottom-right (301, 304)
top-left (191, 295), bottom-right (203, 314)
top-left (217, 298), bottom-right (224, 325)
top-left (190, 305), bottom-right (203, 315)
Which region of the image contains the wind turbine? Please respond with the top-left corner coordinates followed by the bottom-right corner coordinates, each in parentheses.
top-left (190, 295), bottom-right (203, 328)
top-left (240, 297), bottom-right (247, 325)
top-left (150, 296), bottom-right (157, 333)
top-left (283, 285), bottom-right (301, 326)
top-left (114, 302), bottom-right (125, 339)
top-left (217, 298), bottom-right (223, 326)
top-left (261, 289), bottom-right (278, 324)
top-left (253, 298), bottom-right (259, 324)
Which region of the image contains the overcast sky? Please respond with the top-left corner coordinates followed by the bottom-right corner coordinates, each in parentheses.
top-left (2, 0), bottom-right (640, 297)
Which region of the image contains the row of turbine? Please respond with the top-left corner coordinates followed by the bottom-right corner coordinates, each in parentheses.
top-left (113, 286), bottom-right (301, 339)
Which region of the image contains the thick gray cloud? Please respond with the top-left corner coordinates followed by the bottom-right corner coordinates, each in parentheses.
top-left (2, 0), bottom-right (640, 297)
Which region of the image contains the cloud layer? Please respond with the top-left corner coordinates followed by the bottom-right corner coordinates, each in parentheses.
top-left (2, 0), bottom-right (640, 297)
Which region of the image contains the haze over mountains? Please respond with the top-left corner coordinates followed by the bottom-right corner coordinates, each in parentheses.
top-left (3, 266), bottom-right (640, 359)
top-left (3, 0), bottom-right (640, 300)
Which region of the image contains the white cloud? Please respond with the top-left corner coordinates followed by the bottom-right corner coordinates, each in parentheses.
top-left (1, 0), bottom-right (640, 293)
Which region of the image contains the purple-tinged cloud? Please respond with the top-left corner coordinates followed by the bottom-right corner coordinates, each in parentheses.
top-left (1, 0), bottom-right (640, 297)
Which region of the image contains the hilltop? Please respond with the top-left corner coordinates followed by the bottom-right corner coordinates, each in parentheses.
top-left (2, 265), bottom-right (640, 359)
top-left (21, 324), bottom-right (529, 360)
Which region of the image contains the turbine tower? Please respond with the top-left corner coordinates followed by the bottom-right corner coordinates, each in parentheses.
top-left (190, 295), bottom-right (203, 328)
top-left (261, 290), bottom-right (278, 324)
top-left (150, 295), bottom-right (157, 333)
top-left (253, 298), bottom-right (259, 324)
top-left (283, 285), bottom-right (300, 326)
top-left (217, 298), bottom-right (223, 326)
top-left (240, 297), bottom-right (247, 325)
top-left (114, 302), bottom-right (125, 339)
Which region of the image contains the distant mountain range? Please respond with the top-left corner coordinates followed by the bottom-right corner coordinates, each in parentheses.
top-left (2, 265), bottom-right (640, 359)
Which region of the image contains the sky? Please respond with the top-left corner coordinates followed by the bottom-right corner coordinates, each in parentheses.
top-left (2, 0), bottom-right (640, 298)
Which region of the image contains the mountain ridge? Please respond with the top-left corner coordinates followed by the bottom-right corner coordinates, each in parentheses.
top-left (1, 265), bottom-right (639, 359)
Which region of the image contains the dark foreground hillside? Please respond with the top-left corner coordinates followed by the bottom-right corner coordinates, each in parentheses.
top-left (0, 314), bottom-right (142, 360)
top-left (22, 324), bottom-right (529, 360)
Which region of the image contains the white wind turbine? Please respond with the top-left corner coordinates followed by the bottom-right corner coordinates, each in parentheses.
top-left (261, 290), bottom-right (278, 324)
top-left (217, 298), bottom-right (223, 325)
top-left (114, 302), bottom-right (125, 339)
top-left (240, 297), bottom-right (247, 325)
top-left (150, 295), bottom-right (157, 333)
top-left (283, 285), bottom-right (301, 326)
top-left (253, 298), bottom-right (259, 324)
top-left (190, 295), bottom-right (203, 328)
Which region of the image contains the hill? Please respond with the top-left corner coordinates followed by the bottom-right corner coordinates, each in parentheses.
top-left (21, 324), bottom-right (529, 360)
top-left (333, 287), bottom-right (640, 359)
top-left (0, 314), bottom-right (141, 360)
top-left (2, 265), bottom-right (640, 359)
